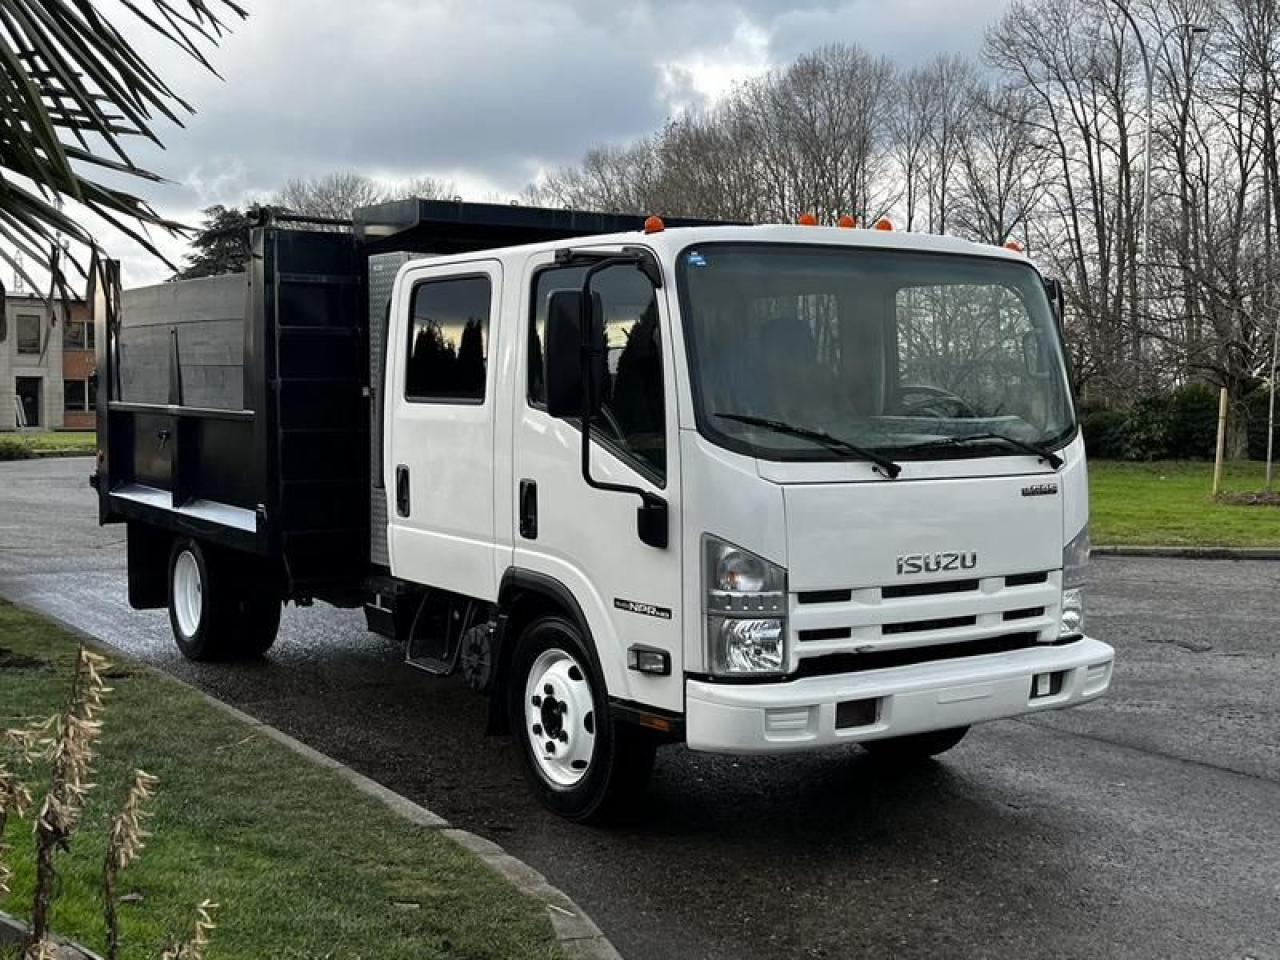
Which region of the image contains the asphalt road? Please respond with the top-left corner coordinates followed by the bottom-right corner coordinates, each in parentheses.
top-left (2, 457), bottom-right (1278, 960)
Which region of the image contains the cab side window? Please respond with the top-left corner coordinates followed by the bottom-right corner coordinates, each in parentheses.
top-left (406, 275), bottom-right (491, 403)
top-left (529, 265), bottom-right (667, 482)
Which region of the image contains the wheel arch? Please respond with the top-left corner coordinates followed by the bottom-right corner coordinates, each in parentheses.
top-left (486, 568), bottom-right (605, 735)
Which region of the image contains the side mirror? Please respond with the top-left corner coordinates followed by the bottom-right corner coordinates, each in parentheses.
top-left (545, 289), bottom-right (606, 419)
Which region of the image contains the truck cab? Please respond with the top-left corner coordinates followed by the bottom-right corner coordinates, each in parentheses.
top-left (379, 219), bottom-right (1112, 818)
top-left (94, 202), bottom-right (1112, 822)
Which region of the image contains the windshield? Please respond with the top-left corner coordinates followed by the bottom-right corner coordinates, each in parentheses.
top-left (677, 243), bottom-right (1075, 462)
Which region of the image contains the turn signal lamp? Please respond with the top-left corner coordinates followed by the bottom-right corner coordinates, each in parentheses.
top-left (837, 215), bottom-right (857, 229)
top-left (875, 218), bottom-right (894, 231)
top-left (797, 213), bottom-right (818, 226)
top-left (643, 215), bottom-right (665, 234)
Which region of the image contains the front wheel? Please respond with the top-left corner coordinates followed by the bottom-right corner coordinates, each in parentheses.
top-left (508, 615), bottom-right (655, 822)
top-left (861, 726), bottom-right (969, 763)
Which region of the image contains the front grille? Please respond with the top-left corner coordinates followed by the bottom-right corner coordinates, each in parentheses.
top-left (1003, 606), bottom-right (1045, 622)
top-left (795, 632), bottom-right (1065, 678)
top-left (789, 569), bottom-right (1063, 668)
top-left (797, 589), bottom-right (852, 605)
top-left (882, 579), bottom-right (979, 600)
top-left (883, 615), bottom-right (977, 635)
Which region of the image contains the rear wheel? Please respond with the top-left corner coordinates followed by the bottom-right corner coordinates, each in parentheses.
top-left (168, 539), bottom-right (281, 661)
top-left (862, 726), bottom-right (969, 762)
top-left (508, 615), bottom-right (655, 822)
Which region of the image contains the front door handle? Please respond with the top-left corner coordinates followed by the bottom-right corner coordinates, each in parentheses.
top-left (519, 479), bottom-right (538, 539)
top-left (396, 464), bottom-right (410, 517)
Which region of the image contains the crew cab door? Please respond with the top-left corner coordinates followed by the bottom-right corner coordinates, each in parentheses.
top-left (511, 253), bottom-right (683, 713)
top-left (385, 260), bottom-right (503, 599)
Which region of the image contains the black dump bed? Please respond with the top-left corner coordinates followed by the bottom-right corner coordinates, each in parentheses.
top-left (93, 199), bottom-right (721, 602)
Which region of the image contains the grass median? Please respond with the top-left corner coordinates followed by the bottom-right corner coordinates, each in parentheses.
top-left (0, 432), bottom-right (96, 461)
top-left (1090, 460), bottom-right (1280, 548)
top-left (0, 600), bottom-right (562, 960)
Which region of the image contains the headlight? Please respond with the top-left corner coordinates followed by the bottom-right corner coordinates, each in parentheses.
top-left (704, 536), bottom-right (787, 676)
top-left (1061, 526), bottom-right (1089, 637)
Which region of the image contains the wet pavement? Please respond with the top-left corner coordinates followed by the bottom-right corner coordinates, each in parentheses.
top-left (2, 457), bottom-right (1278, 959)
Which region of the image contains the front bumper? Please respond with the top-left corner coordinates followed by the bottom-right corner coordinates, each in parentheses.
top-left (685, 636), bottom-right (1114, 754)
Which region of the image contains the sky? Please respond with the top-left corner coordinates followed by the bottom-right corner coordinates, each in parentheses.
top-left (13, 0), bottom-right (1015, 288)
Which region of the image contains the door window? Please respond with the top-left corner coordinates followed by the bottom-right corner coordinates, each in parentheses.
top-left (405, 275), bottom-right (491, 403)
top-left (529, 265), bottom-right (667, 482)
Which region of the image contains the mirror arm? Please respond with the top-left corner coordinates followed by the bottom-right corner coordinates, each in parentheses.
top-left (576, 257), bottom-right (670, 550)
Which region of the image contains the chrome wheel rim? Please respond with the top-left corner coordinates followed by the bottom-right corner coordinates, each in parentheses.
top-left (173, 550), bottom-right (203, 639)
top-left (524, 647), bottom-right (596, 788)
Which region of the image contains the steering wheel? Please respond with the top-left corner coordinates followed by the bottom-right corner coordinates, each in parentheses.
top-left (899, 384), bottom-right (980, 419)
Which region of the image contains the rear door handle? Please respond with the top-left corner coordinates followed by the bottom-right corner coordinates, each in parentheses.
top-left (519, 479), bottom-right (538, 539)
top-left (396, 465), bottom-right (410, 517)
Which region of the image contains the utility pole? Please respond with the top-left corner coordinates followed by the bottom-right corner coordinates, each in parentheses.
top-left (1267, 300), bottom-right (1278, 492)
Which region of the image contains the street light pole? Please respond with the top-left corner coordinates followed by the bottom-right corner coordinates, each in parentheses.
top-left (1109, 1), bottom-right (1208, 390)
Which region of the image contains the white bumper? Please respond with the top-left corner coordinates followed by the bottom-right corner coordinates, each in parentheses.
top-left (685, 637), bottom-right (1114, 754)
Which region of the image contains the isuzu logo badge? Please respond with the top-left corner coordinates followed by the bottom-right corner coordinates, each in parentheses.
top-left (896, 552), bottom-right (978, 575)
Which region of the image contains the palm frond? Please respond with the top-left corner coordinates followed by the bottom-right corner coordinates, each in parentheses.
top-left (0, 0), bottom-right (246, 283)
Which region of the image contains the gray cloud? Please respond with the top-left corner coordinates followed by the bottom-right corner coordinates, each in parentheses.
top-left (70, 0), bottom-right (1015, 284)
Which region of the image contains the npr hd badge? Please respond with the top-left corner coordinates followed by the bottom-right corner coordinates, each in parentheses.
top-left (1021, 483), bottom-right (1059, 497)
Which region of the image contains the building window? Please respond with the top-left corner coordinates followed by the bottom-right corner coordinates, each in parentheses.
top-left (17, 315), bottom-right (42, 355)
top-left (405, 275), bottom-right (491, 403)
top-left (63, 378), bottom-right (94, 414)
top-left (65, 320), bottom-right (94, 351)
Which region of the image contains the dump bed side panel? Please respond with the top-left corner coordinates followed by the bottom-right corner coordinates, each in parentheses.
top-left (95, 228), bottom-right (370, 598)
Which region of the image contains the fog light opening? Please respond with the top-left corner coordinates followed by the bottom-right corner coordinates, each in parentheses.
top-left (836, 698), bottom-right (880, 729)
top-left (1031, 671), bottom-right (1066, 700)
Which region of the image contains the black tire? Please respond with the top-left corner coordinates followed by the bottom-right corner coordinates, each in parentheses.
top-left (507, 614), bottom-right (655, 823)
top-left (167, 539), bottom-right (281, 661)
top-left (862, 726), bottom-right (969, 763)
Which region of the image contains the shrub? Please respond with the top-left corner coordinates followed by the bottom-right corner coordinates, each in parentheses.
top-left (1165, 384), bottom-right (1220, 459)
top-left (1080, 407), bottom-right (1131, 459)
top-left (1243, 388), bottom-right (1280, 462)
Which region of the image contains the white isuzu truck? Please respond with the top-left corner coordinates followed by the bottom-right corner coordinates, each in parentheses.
top-left (92, 199), bottom-right (1113, 821)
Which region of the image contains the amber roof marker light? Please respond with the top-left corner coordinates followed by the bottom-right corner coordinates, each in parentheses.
top-left (1004, 240), bottom-right (1025, 253)
top-left (875, 218), bottom-right (894, 232)
top-left (797, 213), bottom-right (818, 226)
top-left (643, 215), bottom-right (665, 234)
top-left (837, 215), bottom-right (857, 229)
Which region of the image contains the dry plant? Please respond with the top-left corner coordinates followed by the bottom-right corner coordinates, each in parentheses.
top-left (160, 901), bottom-right (219, 960)
top-left (25, 647), bottom-right (112, 953)
top-left (1, 644), bottom-right (220, 960)
top-left (103, 770), bottom-right (160, 960)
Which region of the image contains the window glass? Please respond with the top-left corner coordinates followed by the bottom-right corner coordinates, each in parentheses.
top-left (17, 315), bottom-right (41, 355)
top-left (679, 245), bottom-right (1073, 461)
top-left (405, 276), bottom-right (491, 402)
top-left (529, 264), bottom-right (667, 480)
top-left (65, 320), bottom-right (94, 351)
top-left (64, 380), bottom-right (87, 411)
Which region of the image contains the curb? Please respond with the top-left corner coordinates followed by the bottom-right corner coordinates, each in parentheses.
top-left (3, 601), bottom-right (624, 960)
top-left (1093, 545), bottom-right (1280, 561)
top-left (0, 910), bottom-right (104, 960)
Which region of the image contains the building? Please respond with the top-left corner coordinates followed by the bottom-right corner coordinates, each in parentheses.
top-left (1, 293), bottom-right (93, 432)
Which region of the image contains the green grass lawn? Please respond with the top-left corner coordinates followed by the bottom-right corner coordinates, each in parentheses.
top-left (1090, 460), bottom-right (1280, 548)
top-left (0, 601), bottom-right (561, 960)
top-left (0, 432), bottom-right (96, 461)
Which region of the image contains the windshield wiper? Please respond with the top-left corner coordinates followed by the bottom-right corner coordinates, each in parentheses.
top-left (714, 413), bottom-right (902, 479)
top-left (896, 432), bottom-right (1064, 470)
